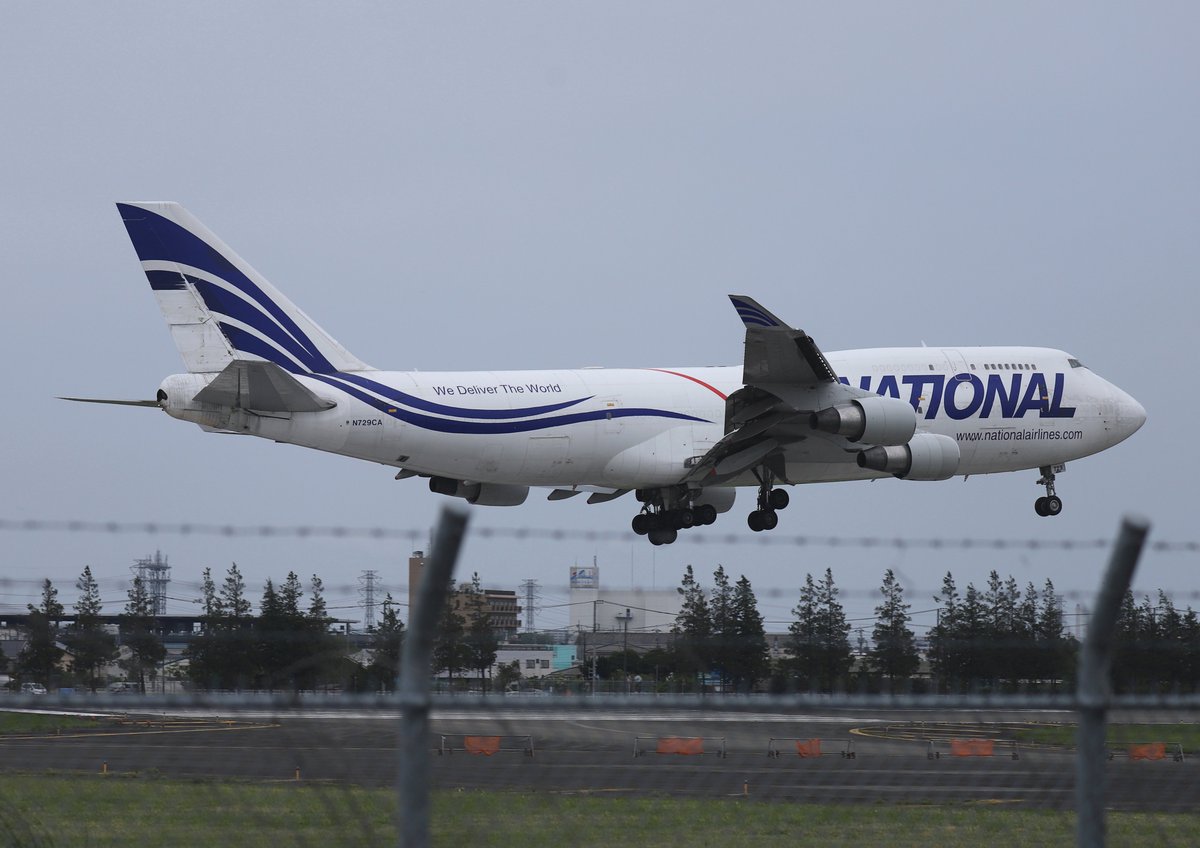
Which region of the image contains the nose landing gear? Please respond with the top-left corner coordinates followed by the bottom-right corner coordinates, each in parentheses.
top-left (1034, 465), bottom-right (1063, 517)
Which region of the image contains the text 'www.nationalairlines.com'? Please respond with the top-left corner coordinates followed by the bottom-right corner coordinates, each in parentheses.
top-left (956, 428), bottom-right (1085, 442)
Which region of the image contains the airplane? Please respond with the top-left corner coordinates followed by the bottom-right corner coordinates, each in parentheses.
top-left (64, 202), bottom-right (1147, 546)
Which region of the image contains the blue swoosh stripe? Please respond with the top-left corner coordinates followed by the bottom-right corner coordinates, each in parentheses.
top-left (218, 324), bottom-right (307, 373)
top-left (118, 204), bottom-right (335, 373)
top-left (730, 297), bottom-right (780, 328)
top-left (190, 277), bottom-right (324, 372)
top-left (145, 270), bottom-right (186, 291)
top-left (328, 372), bottom-right (592, 420)
top-left (310, 375), bottom-right (709, 434)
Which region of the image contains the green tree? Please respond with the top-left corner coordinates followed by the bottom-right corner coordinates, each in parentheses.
top-left (119, 576), bottom-right (165, 692)
top-left (189, 563), bottom-right (256, 690)
top-left (301, 574), bottom-right (342, 691)
top-left (367, 593), bottom-right (405, 692)
top-left (462, 573), bottom-right (499, 692)
top-left (255, 578), bottom-right (288, 688)
top-left (869, 569), bottom-right (919, 691)
top-left (185, 568), bottom-right (221, 688)
top-left (787, 573), bottom-right (821, 689)
top-left (64, 566), bottom-right (117, 692)
top-left (708, 565), bottom-right (734, 689)
top-left (17, 579), bottom-right (65, 686)
top-left (789, 568), bottom-right (853, 692)
top-left (727, 574), bottom-right (769, 691)
top-left (220, 562), bottom-right (252, 619)
top-left (928, 572), bottom-right (962, 691)
top-left (493, 660), bottom-right (522, 692)
top-left (671, 565), bottom-right (711, 689)
top-left (433, 578), bottom-right (468, 685)
top-left (1034, 579), bottom-right (1074, 688)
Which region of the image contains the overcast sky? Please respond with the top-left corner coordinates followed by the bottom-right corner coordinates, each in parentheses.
top-left (2, 4), bottom-right (1196, 635)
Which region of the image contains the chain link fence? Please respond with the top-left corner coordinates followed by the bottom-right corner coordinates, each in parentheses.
top-left (2, 513), bottom-right (1198, 847)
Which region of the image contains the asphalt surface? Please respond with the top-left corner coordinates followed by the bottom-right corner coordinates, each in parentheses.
top-left (0, 705), bottom-right (1195, 811)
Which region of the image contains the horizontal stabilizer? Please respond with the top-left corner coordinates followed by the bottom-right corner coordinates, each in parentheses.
top-left (192, 360), bottom-right (335, 413)
top-left (59, 397), bottom-right (160, 408)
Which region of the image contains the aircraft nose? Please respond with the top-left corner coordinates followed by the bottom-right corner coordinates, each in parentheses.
top-left (1115, 389), bottom-right (1147, 437)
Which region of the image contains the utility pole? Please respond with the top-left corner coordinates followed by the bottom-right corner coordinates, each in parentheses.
top-left (359, 570), bottom-right (379, 630)
top-left (519, 579), bottom-right (540, 633)
top-left (617, 607), bottom-right (633, 694)
top-left (132, 551), bottom-right (170, 616)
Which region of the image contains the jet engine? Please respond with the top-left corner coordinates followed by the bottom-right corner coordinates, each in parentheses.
top-left (856, 432), bottom-right (960, 481)
top-left (692, 487), bottom-right (736, 513)
top-left (428, 477), bottom-right (529, 506)
top-left (810, 396), bottom-right (916, 445)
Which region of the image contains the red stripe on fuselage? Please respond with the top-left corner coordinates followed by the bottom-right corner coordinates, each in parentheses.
top-left (648, 369), bottom-right (729, 401)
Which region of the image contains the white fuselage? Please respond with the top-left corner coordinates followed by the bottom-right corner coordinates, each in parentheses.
top-left (160, 345), bottom-right (1145, 492)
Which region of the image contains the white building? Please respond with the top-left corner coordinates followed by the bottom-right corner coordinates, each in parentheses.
top-left (566, 563), bottom-right (682, 636)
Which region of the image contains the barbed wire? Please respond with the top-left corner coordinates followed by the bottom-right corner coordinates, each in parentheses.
top-left (2, 518), bottom-right (1197, 552)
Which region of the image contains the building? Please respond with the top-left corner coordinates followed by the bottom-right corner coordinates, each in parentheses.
top-left (493, 644), bottom-right (577, 679)
top-left (450, 586), bottom-right (522, 640)
top-left (567, 562), bottom-right (682, 636)
top-left (408, 550), bottom-right (523, 639)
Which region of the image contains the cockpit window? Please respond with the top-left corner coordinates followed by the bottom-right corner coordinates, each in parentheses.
top-left (1068, 358), bottom-right (1084, 369)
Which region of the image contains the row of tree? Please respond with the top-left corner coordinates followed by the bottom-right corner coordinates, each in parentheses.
top-left (14, 567), bottom-right (165, 692)
top-left (13, 562), bottom-right (1200, 695)
top-left (616, 566), bottom-right (1200, 695)
top-left (9, 563), bottom-right (407, 693)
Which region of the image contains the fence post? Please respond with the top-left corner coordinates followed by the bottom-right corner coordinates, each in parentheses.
top-left (397, 506), bottom-right (470, 848)
top-left (1075, 515), bottom-right (1150, 848)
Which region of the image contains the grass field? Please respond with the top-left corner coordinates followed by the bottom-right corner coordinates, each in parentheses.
top-left (0, 775), bottom-right (1198, 848)
top-left (1013, 723), bottom-right (1200, 753)
top-left (0, 712), bottom-right (107, 735)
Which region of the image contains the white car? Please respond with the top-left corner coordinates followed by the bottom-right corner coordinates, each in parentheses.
top-left (20, 683), bottom-right (47, 695)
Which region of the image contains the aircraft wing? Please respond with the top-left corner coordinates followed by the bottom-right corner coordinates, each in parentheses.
top-left (684, 296), bottom-right (853, 484)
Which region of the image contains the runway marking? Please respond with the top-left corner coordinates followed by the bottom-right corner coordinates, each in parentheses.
top-left (0, 723), bottom-right (279, 742)
top-left (564, 720), bottom-right (639, 737)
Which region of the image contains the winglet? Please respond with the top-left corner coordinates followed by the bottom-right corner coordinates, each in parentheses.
top-left (728, 295), bottom-right (788, 329)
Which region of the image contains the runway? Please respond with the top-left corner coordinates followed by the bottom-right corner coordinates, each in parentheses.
top-left (0, 705), bottom-right (1194, 811)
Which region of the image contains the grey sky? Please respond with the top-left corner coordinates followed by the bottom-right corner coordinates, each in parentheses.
top-left (2, 4), bottom-right (1196, 634)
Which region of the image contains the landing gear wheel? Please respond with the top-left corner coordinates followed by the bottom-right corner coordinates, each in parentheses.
top-left (676, 508), bottom-right (697, 529)
top-left (768, 489), bottom-right (790, 511)
top-left (1035, 465), bottom-right (1062, 518)
top-left (695, 504), bottom-right (718, 526)
top-left (632, 513), bottom-right (652, 535)
top-left (748, 509), bottom-right (778, 532)
top-left (648, 528), bottom-right (678, 546)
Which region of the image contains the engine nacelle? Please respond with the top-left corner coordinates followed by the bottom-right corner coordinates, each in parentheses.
top-left (692, 487), bottom-right (736, 514)
top-left (810, 396), bottom-right (917, 445)
top-left (856, 432), bottom-right (960, 481)
top-left (428, 477), bottom-right (529, 506)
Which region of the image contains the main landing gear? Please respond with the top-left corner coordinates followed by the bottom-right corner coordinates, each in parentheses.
top-left (631, 489), bottom-right (718, 546)
top-left (747, 479), bottom-right (789, 532)
top-left (1034, 465), bottom-right (1063, 517)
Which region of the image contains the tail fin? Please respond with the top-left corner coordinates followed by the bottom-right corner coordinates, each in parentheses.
top-left (117, 202), bottom-right (373, 374)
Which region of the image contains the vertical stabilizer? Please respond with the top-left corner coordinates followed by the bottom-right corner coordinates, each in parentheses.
top-left (117, 202), bottom-right (373, 374)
